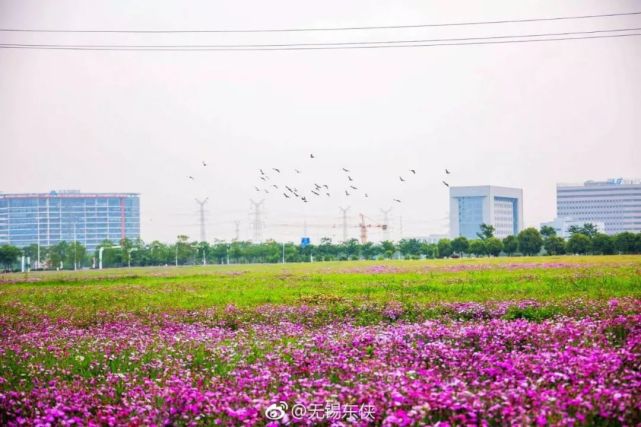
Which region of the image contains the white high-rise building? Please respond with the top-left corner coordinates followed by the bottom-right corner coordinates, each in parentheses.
top-left (556, 178), bottom-right (641, 235)
top-left (449, 186), bottom-right (523, 239)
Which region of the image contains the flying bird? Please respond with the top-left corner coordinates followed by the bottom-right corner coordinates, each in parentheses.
top-left (410, 169), bottom-right (416, 174)
top-left (399, 176), bottom-right (406, 182)
top-left (259, 176), bottom-right (266, 181)
top-left (323, 184), bottom-right (329, 189)
top-left (254, 186), bottom-right (260, 191)
top-left (342, 168), bottom-right (350, 172)
top-left (283, 193), bottom-right (290, 198)
top-left (260, 169), bottom-right (265, 175)
top-left (442, 181), bottom-right (449, 187)
top-left (326, 193), bottom-right (331, 197)
top-left (345, 190), bottom-right (350, 196)
top-left (393, 199), bottom-right (402, 203)
top-left (310, 154), bottom-right (315, 159)
top-left (272, 168), bottom-right (281, 173)
top-left (365, 193), bottom-right (369, 198)
top-left (264, 189), bottom-right (269, 194)
top-left (272, 184), bottom-right (278, 189)
top-left (202, 161), bottom-right (207, 167)
top-left (295, 169), bottom-right (301, 174)
top-left (348, 176), bottom-right (354, 181)
top-left (188, 176), bottom-right (194, 180)
top-left (445, 169), bottom-right (450, 174)
top-left (350, 185), bottom-right (358, 190)
top-left (311, 190), bottom-right (320, 196)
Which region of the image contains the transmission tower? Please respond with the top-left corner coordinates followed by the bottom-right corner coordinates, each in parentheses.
top-left (339, 206), bottom-right (350, 242)
top-left (250, 199), bottom-right (265, 243)
top-left (380, 207), bottom-right (392, 241)
top-left (195, 198), bottom-right (208, 242)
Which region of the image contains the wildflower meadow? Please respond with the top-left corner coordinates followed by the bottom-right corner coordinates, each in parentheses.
top-left (0, 256), bottom-right (640, 425)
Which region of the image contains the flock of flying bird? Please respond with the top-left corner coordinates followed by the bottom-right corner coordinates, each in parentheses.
top-left (232, 153), bottom-right (453, 204)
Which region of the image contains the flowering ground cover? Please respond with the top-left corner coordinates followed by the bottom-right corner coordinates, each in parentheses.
top-left (0, 256), bottom-right (640, 425)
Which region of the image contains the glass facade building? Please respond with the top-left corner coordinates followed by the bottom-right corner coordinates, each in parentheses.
top-left (449, 186), bottom-right (523, 239)
top-left (556, 178), bottom-right (641, 235)
top-left (0, 191), bottom-right (140, 251)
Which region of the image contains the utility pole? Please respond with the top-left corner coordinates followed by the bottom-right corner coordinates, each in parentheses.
top-left (233, 220), bottom-right (240, 241)
top-left (339, 206), bottom-right (350, 242)
top-left (250, 199), bottom-right (265, 243)
top-left (380, 207), bottom-right (392, 241)
top-left (195, 198), bottom-right (208, 242)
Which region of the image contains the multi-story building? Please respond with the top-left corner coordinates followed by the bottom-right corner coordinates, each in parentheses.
top-left (0, 190), bottom-right (140, 252)
top-left (449, 185), bottom-right (523, 239)
top-left (556, 178), bottom-right (641, 235)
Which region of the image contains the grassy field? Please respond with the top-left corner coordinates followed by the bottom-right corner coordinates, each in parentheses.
top-left (1, 255), bottom-right (640, 319)
top-left (1, 256), bottom-right (640, 425)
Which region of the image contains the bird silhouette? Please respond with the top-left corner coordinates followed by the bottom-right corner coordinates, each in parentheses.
top-left (326, 193), bottom-right (331, 197)
top-left (188, 176), bottom-right (194, 180)
top-left (272, 168), bottom-right (281, 173)
top-left (295, 169), bottom-right (301, 174)
top-left (442, 181), bottom-right (449, 187)
top-left (254, 186), bottom-right (260, 191)
top-left (310, 154), bottom-right (315, 159)
top-left (283, 193), bottom-right (290, 198)
top-left (400, 176), bottom-right (407, 182)
top-left (348, 176), bottom-right (354, 181)
top-left (365, 193), bottom-right (369, 198)
top-left (345, 190), bottom-right (350, 196)
top-left (264, 189), bottom-right (269, 194)
top-left (410, 169), bottom-right (416, 174)
top-left (259, 176), bottom-right (266, 181)
top-left (272, 184), bottom-right (278, 189)
top-left (323, 184), bottom-right (329, 189)
top-left (445, 169), bottom-right (450, 174)
top-left (342, 168), bottom-right (350, 172)
top-left (350, 185), bottom-right (358, 190)
top-left (301, 196), bottom-right (308, 202)
top-left (393, 199), bottom-right (402, 203)
top-left (202, 161), bottom-right (207, 167)
top-left (260, 169), bottom-right (265, 175)
top-left (311, 190), bottom-right (320, 196)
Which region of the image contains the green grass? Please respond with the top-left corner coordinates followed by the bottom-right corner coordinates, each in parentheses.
top-left (0, 256), bottom-right (640, 319)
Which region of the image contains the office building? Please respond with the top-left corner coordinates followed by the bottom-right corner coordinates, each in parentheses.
top-left (0, 190), bottom-right (140, 252)
top-left (556, 178), bottom-right (641, 235)
top-left (450, 185), bottom-right (523, 239)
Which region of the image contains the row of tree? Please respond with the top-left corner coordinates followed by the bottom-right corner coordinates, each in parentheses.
top-left (1, 225), bottom-right (640, 270)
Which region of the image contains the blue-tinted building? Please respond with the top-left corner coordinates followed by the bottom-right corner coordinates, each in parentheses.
top-left (0, 191), bottom-right (140, 251)
top-left (556, 178), bottom-right (641, 235)
top-left (449, 186), bottom-right (523, 239)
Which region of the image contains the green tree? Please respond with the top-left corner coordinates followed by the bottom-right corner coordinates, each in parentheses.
top-left (502, 235), bottom-right (518, 255)
top-left (420, 242), bottom-right (438, 259)
top-left (398, 238), bottom-right (422, 259)
top-left (451, 237), bottom-right (469, 256)
top-left (540, 225), bottom-right (557, 238)
top-left (0, 245), bottom-right (21, 270)
top-left (381, 241), bottom-right (396, 259)
top-left (591, 233), bottom-right (614, 255)
top-left (48, 241), bottom-right (70, 269)
top-left (543, 236), bottom-right (566, 255)
top-left (469, 240), bottom-right (486, 257)
top-left (567, 233), bottom-right (591, 254)
top-left (174, 235), bottom-right (194, 265)
top-left (485, 237), bottom-right (503, 257)
top-left (437, 239), bottom-right (452, 258)
top-left (66, 241), bottom-right (87, 269)
top-left (517, 228), bottom-right (543, 256)
top-left (614, 232), bottom-right (637, 254)
top-left (477, 224), bottom-right (495, 240)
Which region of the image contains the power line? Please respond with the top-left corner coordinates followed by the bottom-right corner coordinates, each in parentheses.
top-left (0, 11), bottom-right (639, 33)
top-left (1, 26), bottom-right (638, 50)
top-left (1, 32), bottom-right (639, 51)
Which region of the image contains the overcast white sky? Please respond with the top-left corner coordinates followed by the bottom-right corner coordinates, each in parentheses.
top-left (1, 0), bottom-right (640, 243)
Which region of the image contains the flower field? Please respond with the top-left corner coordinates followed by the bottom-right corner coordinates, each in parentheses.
top-left (1, 256), bottom-right (640, 425)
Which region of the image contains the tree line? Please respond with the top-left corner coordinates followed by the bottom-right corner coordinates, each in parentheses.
top-left (1, 224), bottom-right (640, 270)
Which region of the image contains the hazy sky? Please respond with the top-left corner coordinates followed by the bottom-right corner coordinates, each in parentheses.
top-left (1, 0), bottom-right (640, 243)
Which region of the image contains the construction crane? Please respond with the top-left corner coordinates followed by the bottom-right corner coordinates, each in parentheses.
top-left (358, 213), bottom-right (388, 244)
